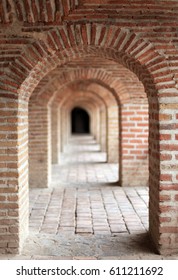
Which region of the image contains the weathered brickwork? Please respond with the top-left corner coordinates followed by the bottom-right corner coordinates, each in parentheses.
top-left (29, 101), bottom-right (51, 189)
top-left (0, 98), bottom-right (29, 253)
top-left (120, 103), bottom-right (149, 186)
top-left (0, 0), bottom-right (178, 255)
top-left (107, 106), bottom-right (119, 163)
top-left (51, 105), bottom-right (60, 164)
top-left (100, 107), bottom-right (107, 152)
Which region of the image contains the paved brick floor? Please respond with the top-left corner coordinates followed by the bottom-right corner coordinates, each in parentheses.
top-left (29, 135), bottom-right (148, 236)
top-left (2, 135), bottom-right (178, 259)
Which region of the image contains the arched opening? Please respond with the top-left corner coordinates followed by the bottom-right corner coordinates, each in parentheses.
top-left (1, 19), bottom-right (177, 257)
top-left (71, 107), bottom-right (90, 134)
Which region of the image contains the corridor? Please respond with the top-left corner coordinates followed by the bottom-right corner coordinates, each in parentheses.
top-left (29, 135), bottom-right (148, 236)
top-left (2, 134), bottom-right (178, 260)
top-left (17, 134), bottom-right (162, 259)
top-left (1, 0), bottom-right (178, 258)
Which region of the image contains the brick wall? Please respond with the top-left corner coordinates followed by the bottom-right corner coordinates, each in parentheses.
top-left (119, 103), bottom-right (149, 186)
top-left (51, 105), bottom-right (60, 164)
top-left (150, 102), bottom-right (178, 254)
top-left (100, 107), bottom-right (107, 152)
top-left (107, 106), bottom-right (119, 163)
top-left (29, 101), bottom-right (51, 188)
top-left (0, 98), bottom-right (28, 254)
top-left (60, 108), bottom-right (68, 152)
top-left (0, 0), bottom-right (178, 255)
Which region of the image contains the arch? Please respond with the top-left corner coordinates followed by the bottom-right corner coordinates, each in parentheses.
top-left (59, 88), bottom-right (107, 154)
top-left (59, 85), bottom-right (119, 163)
top-left (31, 64), bottom-right (144, 105)
top-left (71, 107), bottom-right (90, 134)
top-left (1, 24), bottom-right (171, 103)
top-left (30, 68), bottom-right (128, 106)
top-left (57, 81), bottom-right (111, 108)
top-left (1, 23), bottom-right (178, 256)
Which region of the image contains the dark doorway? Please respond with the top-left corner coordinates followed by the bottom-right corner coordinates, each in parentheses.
top-left (71, 107), bottom-right (90, 134)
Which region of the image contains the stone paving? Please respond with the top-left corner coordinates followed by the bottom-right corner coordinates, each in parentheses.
top-left (2, 135), bottom-right (178, 259)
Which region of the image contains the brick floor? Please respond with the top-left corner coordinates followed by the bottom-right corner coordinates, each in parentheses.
top-left (29, 135), bottom-right (148, 236)
top-left (2, 135), bottom-right (178, 259)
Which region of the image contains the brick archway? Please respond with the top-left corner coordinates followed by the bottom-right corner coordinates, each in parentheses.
top-left (1, 24), bottom-right (167, 101)
top-left (71, 107), bottom-right (90, 134)
top-left (0, 23), bottom-right (177, 255)
top-left (58, 82), bottom-right (119, 163)
top-left (60, 90), bottom-right (106, 151)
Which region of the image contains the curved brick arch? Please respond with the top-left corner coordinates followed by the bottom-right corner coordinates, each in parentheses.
top-left (22, 25), bottom-right (174, 255)
top-left (61, 92), bottom-right (109, 154)
top-left (53, 79), bottom-right (118, 109)
top-left (54, 80), bottom-right (119, 161)
top-left (60, 88), bottom-right (108, 137)
top-left (65, 99), bottom-right (99, 136)
top-left (34, 68), bottom-right (121, 105)
top-left (68, 102), bottom-right (99, 137)
top-left (1, 22), bottom-right (178, 256)
top-left (61, 89), bottom-right (106, 108)
top-left (68, 102), bottom-right (95, 115)
top-left (2, 23), bottom-right (172, 103)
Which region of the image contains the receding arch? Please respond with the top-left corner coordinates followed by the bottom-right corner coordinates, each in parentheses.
top-left (1, 23), bottom-right (177, 256)
top-left (3, 24), bottom-right (170, 103)
top-left (21, 41), bottom-right (159, 252)
top-left (71, 106), bottom-right (90, 134)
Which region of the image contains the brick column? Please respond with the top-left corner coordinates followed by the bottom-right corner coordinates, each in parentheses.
top-left (0, 98), bottom-right (29, 254)
top-left (95, 109), bottom-right (101, 144)
top-left (61, 108), bottom-right (67, 151)
top-left (29, 101), bottom-right (51, 188)
top-left (149, 103), bottom-right (178, 254)
top-left (107, 106), bottom-right (119, 163)
top-left (51, 105), bottom-right (60, 164)
top-left (119, 103), bottom-right (149, 186)
top-left (100, 108), bottom-right (107, 152)
top-left (90, 111), bottom-right (94, 137)
top-left (91, 110), bottom-right (98, 141)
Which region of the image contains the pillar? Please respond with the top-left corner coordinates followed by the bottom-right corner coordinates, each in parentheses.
top-left (107, 106), bottom-right (119, 163)
top-left (29, 100), bottom-right (51, 188)
top-left (96, 108), bottom-right (101, 144)
top-left (51, 105), bottom-right (60, 164)
top-left (61, 108), bottom-right (67, 152)
top-left (149, 101), bottom-right (178, 255)
top-left (100, 107), bottom-right (107, 152)
top-left (0, 98), bottom-right (29, 253)
top-left (119, 103), bottom-right (149, 186)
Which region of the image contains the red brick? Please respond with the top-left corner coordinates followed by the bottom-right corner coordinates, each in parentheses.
top-left (160, 144), bottom-right (178, 151)
top-left (160, 154), bottom-right (172, 161)
top-left (0, 0), bottom-right (178, 256)
top-left (160, 134), bottom-right (172, 140)
top-left (160, 174), bottom-right (172, 181)
top-left (159, 114), bottom-right (172, 121)
top-left (160, 195), bottom-right (171, 202)
top-left (0, 196), bottom-right (6, 201)
top-left (159, 217), bottom-right (171, 223)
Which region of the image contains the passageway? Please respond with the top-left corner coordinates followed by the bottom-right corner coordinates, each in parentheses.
top-left (71, 107), bottom-right (90, 134)
top-left (16, 135), bottom-right (158, 259)
top-left (1, 0), bottom-right (178, 258)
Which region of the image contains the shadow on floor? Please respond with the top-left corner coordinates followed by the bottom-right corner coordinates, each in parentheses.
top-left (19, 232), bottom-right (160, 260)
